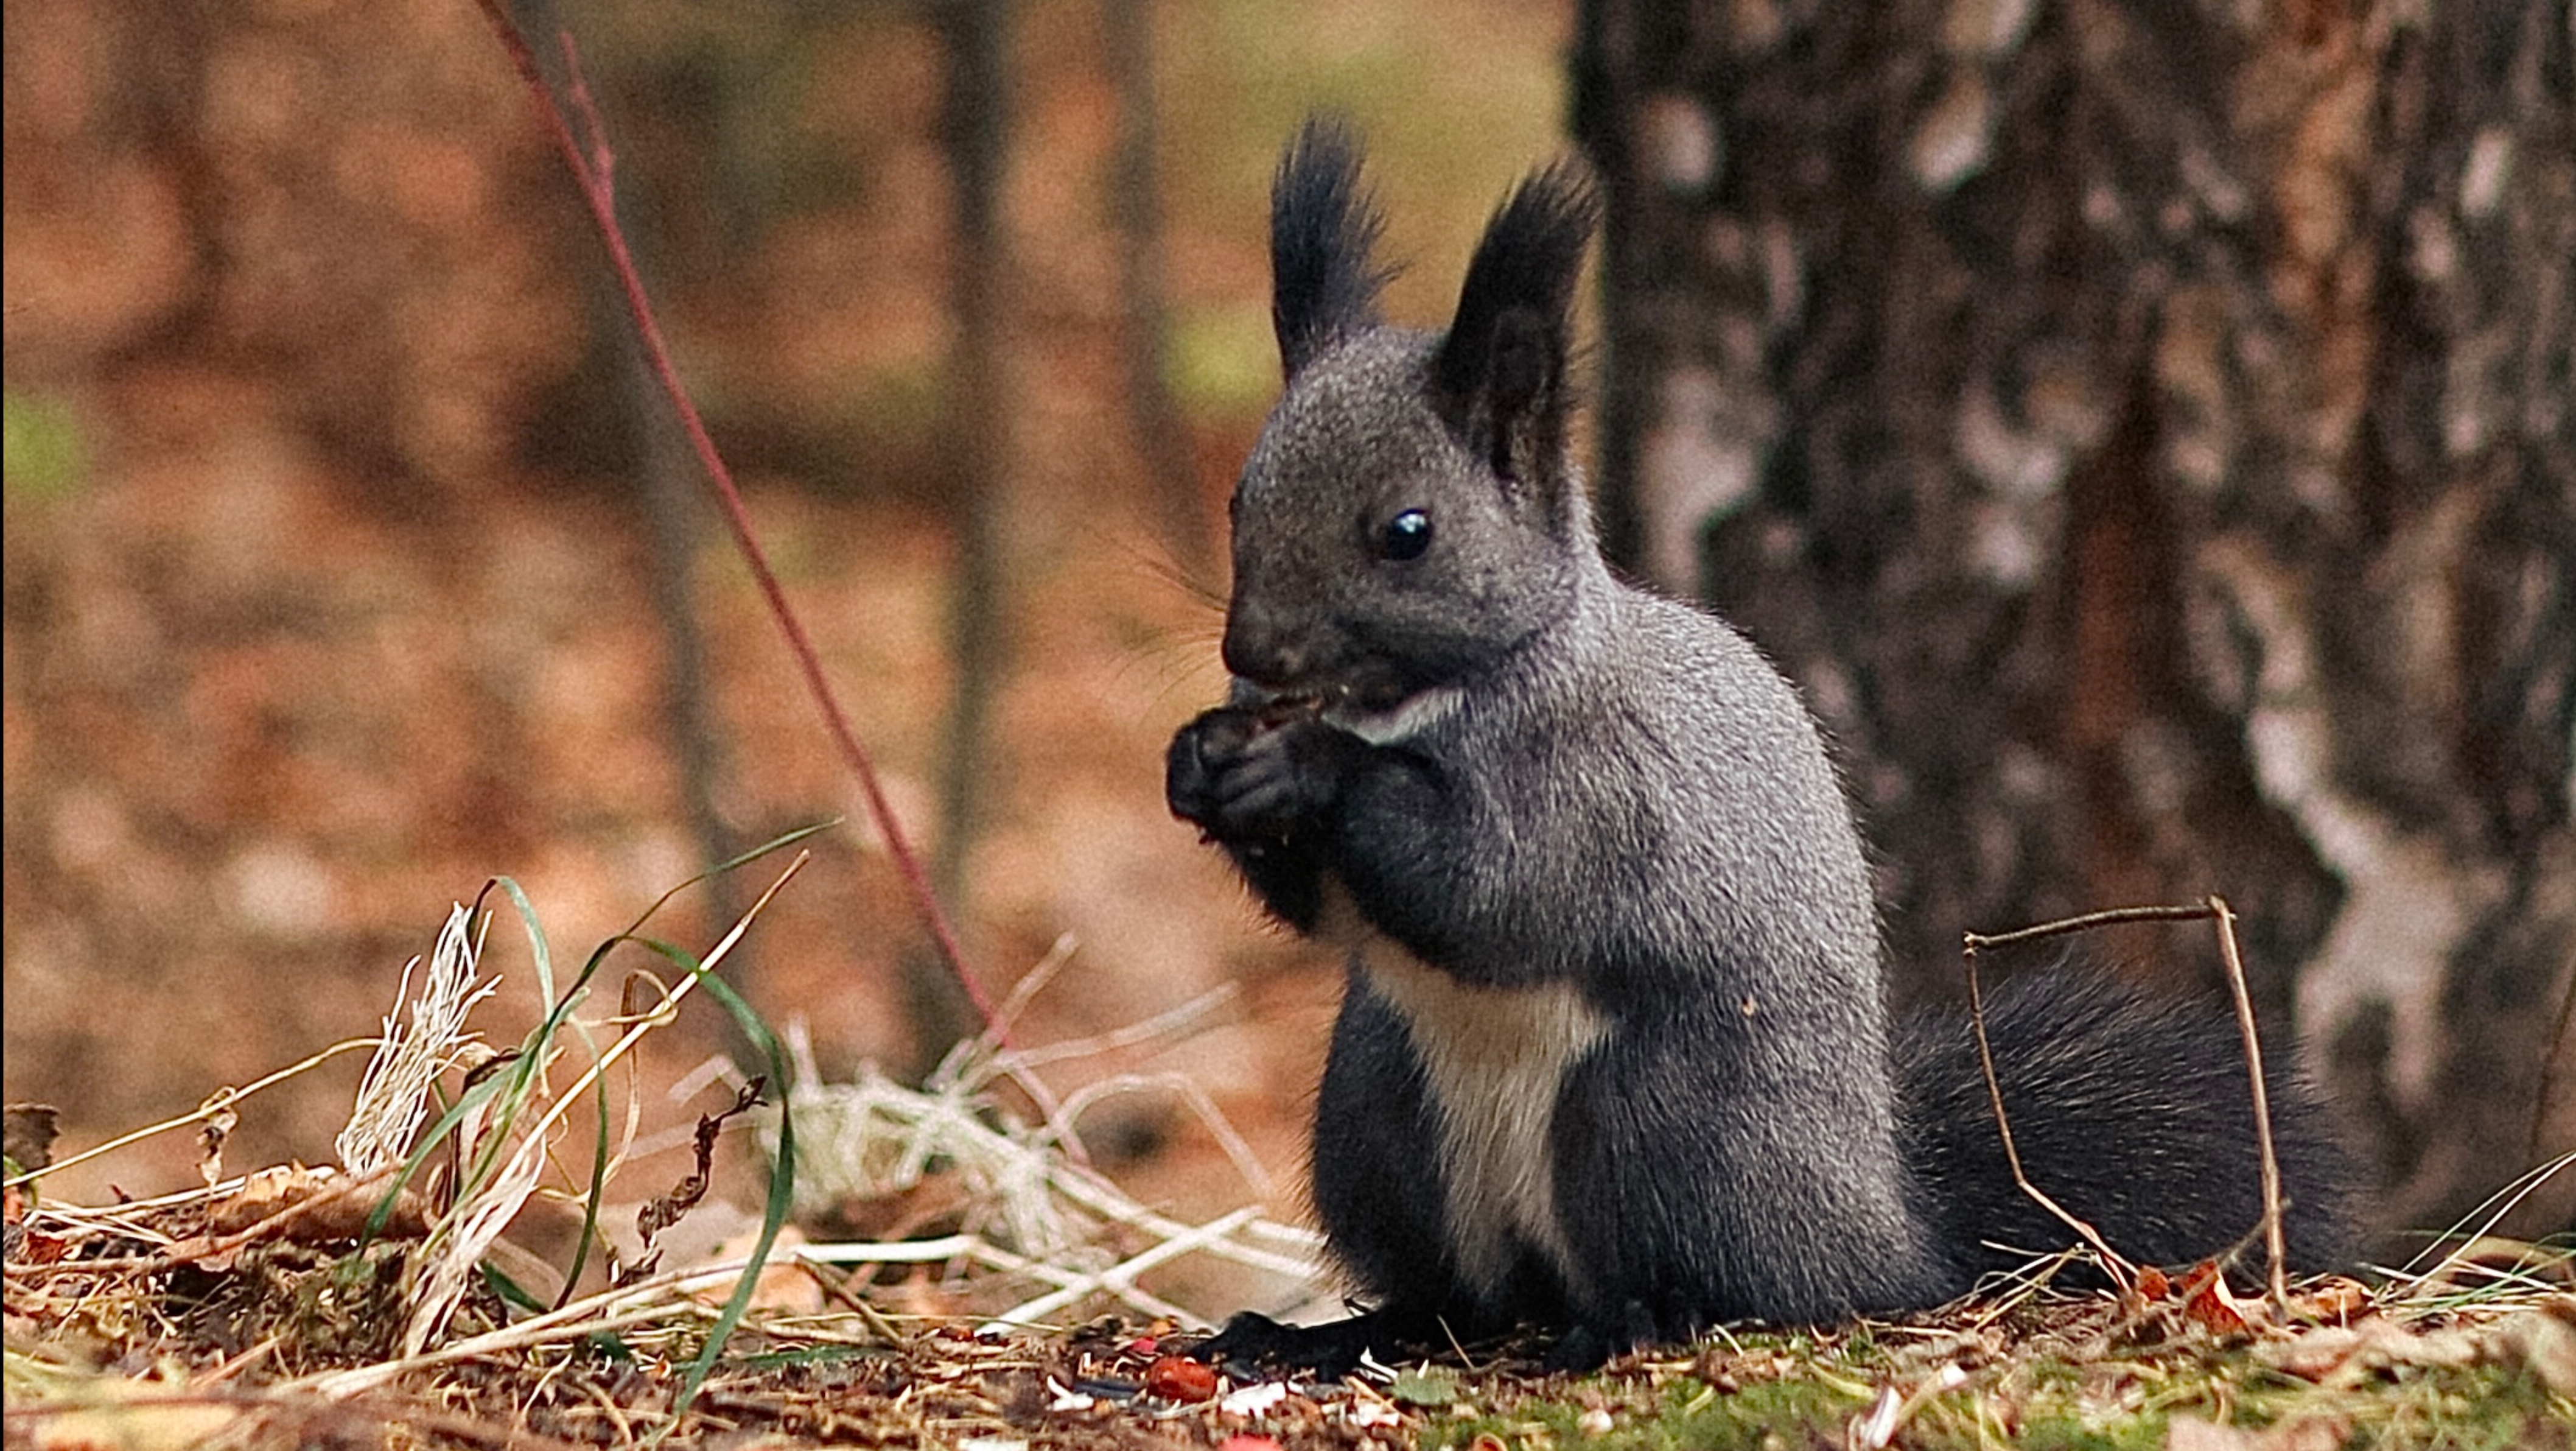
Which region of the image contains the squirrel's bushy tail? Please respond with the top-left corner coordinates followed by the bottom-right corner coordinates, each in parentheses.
top-left (1896, 969), bottom-right (2362, 1281)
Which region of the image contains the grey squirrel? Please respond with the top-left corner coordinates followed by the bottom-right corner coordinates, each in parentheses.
top-left (1165, 121), bottom-right (2357, 1365)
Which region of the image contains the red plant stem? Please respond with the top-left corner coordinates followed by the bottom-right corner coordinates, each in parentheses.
top-left (471, 0), bottom-right (1005, 1041)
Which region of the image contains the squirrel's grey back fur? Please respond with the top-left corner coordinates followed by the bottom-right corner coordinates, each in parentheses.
top-left (1166, 120), bottom-right (2357, 1363)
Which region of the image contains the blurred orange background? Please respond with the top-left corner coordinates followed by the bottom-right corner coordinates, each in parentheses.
top-left (1, 0), bottom-right (1572, 1243)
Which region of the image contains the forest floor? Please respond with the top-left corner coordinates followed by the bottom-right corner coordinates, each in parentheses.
top-left (9, 1193), bottom-right (2576, 1451)
top-left (8, 874), bottom-right (2567, 1449)
top-left (7, 1066), bottom-right (2572, 1451)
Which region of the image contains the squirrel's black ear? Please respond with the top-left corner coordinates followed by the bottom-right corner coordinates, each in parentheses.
top-left (1272, 118), bottom-right (1394, 379)
top-left (1432, 162), bottom-right (1597, 485)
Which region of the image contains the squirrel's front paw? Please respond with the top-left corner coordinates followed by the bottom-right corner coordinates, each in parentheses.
top-left (1166, 707), bottom-right (1357, 840)
top-left (1164, 707), bottom-right (1259, 829)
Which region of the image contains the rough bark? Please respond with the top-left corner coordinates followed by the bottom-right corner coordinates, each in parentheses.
top-left (1574, 0), bottom-right (2574, 1240)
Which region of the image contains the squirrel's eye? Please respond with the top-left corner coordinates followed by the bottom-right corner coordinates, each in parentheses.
top-left (1378, 508), bottom-right (1433, 561)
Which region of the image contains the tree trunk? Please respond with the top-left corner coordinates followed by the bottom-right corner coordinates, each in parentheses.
top-left (922, 0), bottom-right (1018, 1063)
top-left (1104, 0), bottom-right (1219, 583)
top-left (1573, 0), bottom-right (2574, 1241)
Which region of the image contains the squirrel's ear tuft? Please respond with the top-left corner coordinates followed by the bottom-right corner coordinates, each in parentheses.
top-left (1272, 117), bottom-right (1395, 379)
top-left (1433, 162), bottom-right (1598, 485)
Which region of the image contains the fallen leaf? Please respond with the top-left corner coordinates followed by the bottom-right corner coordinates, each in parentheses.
top-left (206, 1164), bottom-right (428, 1240)
top-left (2286, 1275), bottom-right (2371, 1323)
top-left (1143, 1354), bottom-right (1216, 1402)
top-left (686, 1224), bottom-right (817, 1313)
top-left (2181, 1261), bottom-right (2259, 1337)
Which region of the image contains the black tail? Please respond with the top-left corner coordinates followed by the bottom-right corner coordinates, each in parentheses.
top-left (1897, 969), bottom-right (2362, 1281)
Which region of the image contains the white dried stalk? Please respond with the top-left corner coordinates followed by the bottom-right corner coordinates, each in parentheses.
top-left (338, 904), bottom-right (495, 1175)
top-left (785, 1056), bottom-right (1095, 1263)
top-left (399, 859), bottom-right (811, 1350)
top-left (987, 1204), bottom-right (1264, 1329)
top-left (774, 985), bottom-right (1328, 1332)
top-left (402, 1126), bottom-right (547, 1354)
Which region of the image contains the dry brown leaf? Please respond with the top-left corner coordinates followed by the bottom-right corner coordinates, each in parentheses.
top-left (1143, 1354), bottom-right (1217, 1402)
top-left (205, 1164), bottom-right (428, 1240)
top-left (2286, 1275), bottom-right (2371, 1324)
top-left (2180, 1261), bottom-right (2261, 1337)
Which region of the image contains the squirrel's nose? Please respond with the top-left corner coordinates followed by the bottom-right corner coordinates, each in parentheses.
top-left (1220, 604), bottom-right (1313, 688)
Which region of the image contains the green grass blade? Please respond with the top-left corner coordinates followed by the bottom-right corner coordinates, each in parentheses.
top-left (608, 933), bottom-right (799, 1424)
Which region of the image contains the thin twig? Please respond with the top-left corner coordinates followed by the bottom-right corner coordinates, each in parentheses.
top-left (293, 1238), bottom-right (831, 1400)
top-left (2204, 895), bottom-right (2291, 1315)
top-left (301, 1301), bottom-right (705, 1399)
top-left (1001, 982), bottom-right (1241, 1073)
top-left (987, 1204), bottom-right (1263, 1329)
top-left (1, 1038), bottom-right (380, 1190)
top-left (1963, 896), bottom-right (2303, 1312)
top-left (1048, 1068), bottom-right (1278, 1203)
top-left (799, 1259), bottom-right (913, 1346)
top-left (1959, 902), bottom-right (2217, 955)
top-left (1958, 934), bottom-right (2139, 1291)
top-left (466, 0), bottom-right (1004, 1042)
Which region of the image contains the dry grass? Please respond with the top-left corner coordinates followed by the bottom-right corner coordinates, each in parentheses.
top-left (2, 875), bottom-right (1326, 1449)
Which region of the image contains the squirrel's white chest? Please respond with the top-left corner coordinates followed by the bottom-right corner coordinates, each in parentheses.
top-left (1349, 929), bottom-right (1610, 1302)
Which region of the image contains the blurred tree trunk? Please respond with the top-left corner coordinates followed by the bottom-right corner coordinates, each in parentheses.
top-left (517, 0), bottom-right (754, 1059)
top-left (616, 297), bottom-right (749, 1040)
top-left (920, 0), bottom-right (1018, 1064)
top-left (1573, 0), bottom-right (2574, 1241)
top-left (1105, 0), bottom-right (1218, 581)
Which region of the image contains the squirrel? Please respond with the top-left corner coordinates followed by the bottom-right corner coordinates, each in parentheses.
top-left (1165, 120), bottom-right (2358, 1366)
